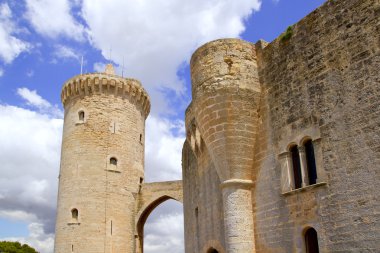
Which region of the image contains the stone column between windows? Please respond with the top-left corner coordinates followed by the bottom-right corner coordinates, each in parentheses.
top-left (279, 151), bottom-right (293, 192)
top-left (298, 146), bottom-right (309, 187)
top-left (220, 179), bottom-right (255, 253)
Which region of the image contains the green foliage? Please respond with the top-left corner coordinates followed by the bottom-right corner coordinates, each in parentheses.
top-left (280, 26), bottom-right (294, 42)
top-left (0, 241), bottom-right (38, 253)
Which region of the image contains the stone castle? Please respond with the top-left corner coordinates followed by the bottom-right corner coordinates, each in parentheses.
top-left (54, 0), bottom-right (380, 252)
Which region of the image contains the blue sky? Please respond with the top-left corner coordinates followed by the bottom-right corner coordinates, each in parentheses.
top-left (0, 0), bottom-right (325, 252)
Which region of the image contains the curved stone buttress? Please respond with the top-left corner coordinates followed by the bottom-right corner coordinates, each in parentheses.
top-left (189, 39), bottom-right (261, 253)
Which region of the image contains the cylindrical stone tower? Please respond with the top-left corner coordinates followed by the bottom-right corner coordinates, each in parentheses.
top-left (190, 39), bottom-right (260, 253)
top-left (54, 65), bottom-right (150, 253)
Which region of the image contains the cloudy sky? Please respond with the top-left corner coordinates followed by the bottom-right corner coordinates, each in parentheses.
top-left (0, 0), bottom-right (326, 252)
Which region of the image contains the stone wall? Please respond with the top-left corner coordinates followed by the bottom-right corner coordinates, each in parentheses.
top-left (135, 180), bottom-right (183, 253)
top-left (254, 0), bottom-right (380, 252)
top-left (183, 0), bottom-right (380, 252)
top-left (182, 139), bottom-right (226, 253)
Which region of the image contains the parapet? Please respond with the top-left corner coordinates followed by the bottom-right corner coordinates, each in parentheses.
top-left (61, 70), bottom-right (150, 118)
top-left (190, 38), bottom-right (258, 99)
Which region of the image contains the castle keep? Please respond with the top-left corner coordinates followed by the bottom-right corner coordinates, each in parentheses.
top-left (54, 0), bottom-right (380, 252)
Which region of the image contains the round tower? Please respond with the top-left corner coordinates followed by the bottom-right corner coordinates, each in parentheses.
top-left (54, 65), bottom-right (150, 253)
top-left (190, 39), bottom-right (260, 253)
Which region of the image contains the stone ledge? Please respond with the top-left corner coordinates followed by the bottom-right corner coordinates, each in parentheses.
top-left (220, 179), bottom-right (254, 189)
top-left (105, 169), bottom-right (121, 173)
top-left (282, 182), bottom-right (327, 196)
top-left (67, 222), bottom-right (80, 225)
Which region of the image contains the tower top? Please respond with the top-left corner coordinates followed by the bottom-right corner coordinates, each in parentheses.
top-left (60, 70), bottom-right (151, 118)
top-left (104, 64), bottom-right (115, 75)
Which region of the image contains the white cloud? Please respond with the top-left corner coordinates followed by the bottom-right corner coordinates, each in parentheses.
top-left (17, 87), bottom-right (63, 117)
top-left (17, 87), bottom-right (51, 109)
top-left (52, 44), bottom-right (80, 61)
top-left (0, 210), bottom-right (38, 223)
top-left (0, 3), bottom-right (31, 64)
top-left (93, 62), bottom-right (107, 73)
top-left (144, 200), bottom-right (184, 253)
top-left (0, 102), bottom-right (63, 250)
top-left (25, 0), bottom-right (85, 41)
top-left (81, 0), bottom-right (261, 114)
top-left (1, 223), bottom-right (54, 253)
top-left (0, 88), bottom-right (61, 253)
top-left (145, 116), bottom-right (185, 182)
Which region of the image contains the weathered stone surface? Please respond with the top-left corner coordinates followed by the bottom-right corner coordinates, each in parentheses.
top-left (55, 0), bottom-right (380, 252)
top-left (54, 67), bottom-right (182, 253)
top-left (183, 0), bottom-right (380, 252)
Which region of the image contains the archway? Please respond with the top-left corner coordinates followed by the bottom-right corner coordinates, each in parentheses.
top-left (136, 196), bottom-right (183, 253)
top-left (304, 227), bottom-right (319, 253)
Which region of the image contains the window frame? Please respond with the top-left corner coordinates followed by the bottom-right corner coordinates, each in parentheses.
top-left (279, 135), bottom-right (326, 195)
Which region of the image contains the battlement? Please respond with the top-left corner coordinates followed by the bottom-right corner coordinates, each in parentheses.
top-left (61, 72), bottom-right (150, 118)
top-left (190, 38), bottom-right (258, 99)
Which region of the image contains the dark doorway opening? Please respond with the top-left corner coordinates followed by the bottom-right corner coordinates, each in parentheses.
top-left (305, 227), bottom-right (319, 253)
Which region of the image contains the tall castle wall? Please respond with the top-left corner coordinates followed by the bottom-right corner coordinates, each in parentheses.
top-left (183, 0), bottom-right (380, 252)
top-left (254, 0), bottom-right (379, 252)
top-left (54, 69), bottom-right (150, 253)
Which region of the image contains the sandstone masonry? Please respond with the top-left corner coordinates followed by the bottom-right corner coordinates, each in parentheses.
top-left (54, 0), bottom-right (380, 252)
top-left (183, 0), bottom-right (380, 252)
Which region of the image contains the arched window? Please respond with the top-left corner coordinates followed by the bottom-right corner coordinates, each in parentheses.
top-left (304, 139), bottom-right (317, 185)
top-left (110, 157), bottom-right (117, 166)
top-left (78, 111), bottom-right (85, 121)
top-left (290, 145), bottom-right (302, 189)
top-left (207, 248), bottom-right (219, 253)
top-left (305, 227), bottom-right (319, 253)
top-left (71, 208), bottom-right (78, 220)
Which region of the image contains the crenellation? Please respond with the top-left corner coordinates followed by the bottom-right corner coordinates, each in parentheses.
top-left (54, 63), bottom-right (181, 253)
top-left (55, 0), bottom-right (379, 252)
top-left (61, 74), bottom-right (151, 118)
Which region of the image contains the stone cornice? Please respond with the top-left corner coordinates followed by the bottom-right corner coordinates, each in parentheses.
top-left (220, 179), bottom-right (254, 189)
top-left (61, 73), bottom-right (150, 118)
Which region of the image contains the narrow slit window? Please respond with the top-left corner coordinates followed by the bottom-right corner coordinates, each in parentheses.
top-left (139, 177), bottom-right (143, 184)
top-left (305, 227), bottom-right (319, 253)
top-left (290, 145), bottom-right (302, 189)
top-left (139, 134), bottom-right (142, 143)
top-left (304, 139), bottom-right (317, 185)
top-left (110, 157), bottom-right (117, 166)
top-left (78, 111), bottom-right (85, 121)
top-left (71, 208), bottom-right (78, 220)
top-left (111, 220), bottom-right (113, 235)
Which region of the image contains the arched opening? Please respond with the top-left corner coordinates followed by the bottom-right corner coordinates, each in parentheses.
top-left (110, 157), bottom-right (117, 166)
top-left (290, 145), bottom-right (302, 189)
top-left (78, 111), bottom-right (85, 121)
top-left (305, 227), bottom-right (319, 253)
top-left (304, 139), bottom-right (317, 185)
top-left (207, 248), bottom-right (219, 253)
top-left (137, 197), bottom-right (183, 253)
top-left (71, 208), bottom-right (78, 221)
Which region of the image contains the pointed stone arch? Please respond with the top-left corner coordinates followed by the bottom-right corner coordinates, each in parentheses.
top-left (135, 180), bottom-right (183, 253)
